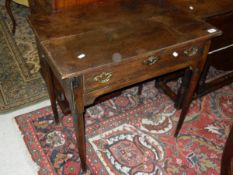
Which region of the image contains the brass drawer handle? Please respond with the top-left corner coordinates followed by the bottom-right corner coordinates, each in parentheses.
top-left (184, 47), bottom-right (199, 57)
top-left (144, 56), bottom-right (160, 65)
top-left (94, 72), bottom-right (112, 84)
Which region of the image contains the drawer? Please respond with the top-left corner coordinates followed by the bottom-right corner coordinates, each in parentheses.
top-left (84, 43), bottom-right (204, 93)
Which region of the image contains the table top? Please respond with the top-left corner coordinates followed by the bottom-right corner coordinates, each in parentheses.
top-left (169, 0), bottom-right (233, 19)
top-left (29, 0), bottom-right (221, 79)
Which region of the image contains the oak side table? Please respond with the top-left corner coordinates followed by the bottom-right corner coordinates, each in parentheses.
top-left (28, 1), bottom-right (221, 172)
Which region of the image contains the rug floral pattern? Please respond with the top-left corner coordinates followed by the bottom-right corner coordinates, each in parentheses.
top-left (0, 3), bottom-right (47, 113)
top-left (16, 81), bottom-right (233, 175)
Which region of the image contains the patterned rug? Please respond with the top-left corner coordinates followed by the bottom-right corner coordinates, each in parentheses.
top-left (15, 81), bottom-right (233, 175)
top-left (0, 3), bottom-right (47, 113)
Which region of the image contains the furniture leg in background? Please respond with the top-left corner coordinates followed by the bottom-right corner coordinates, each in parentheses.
top-left (4, 0), bottom-right (30, 34)
top-left (5, 0), bottom-right (16, 34)
top-left (221, 124), bottom-right (233, 175)
top-left (157, 0), bottom-right (233, 108)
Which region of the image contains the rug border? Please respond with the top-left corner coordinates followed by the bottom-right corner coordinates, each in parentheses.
top-left (0, 5), bottom-right (48, 113)
top-left (15, 107), bottom-right (57, 175)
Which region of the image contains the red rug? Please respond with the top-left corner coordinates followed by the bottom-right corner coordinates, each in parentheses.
top-left (15, 81), bottom-right (233, 175)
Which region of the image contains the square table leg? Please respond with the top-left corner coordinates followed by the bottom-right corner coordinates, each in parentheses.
top-left (70, 76), bottom-right (87, 172)
top-left (38, 48), bottom-right (59, 123)
top-left (174, 40), bottom-right (211, 137)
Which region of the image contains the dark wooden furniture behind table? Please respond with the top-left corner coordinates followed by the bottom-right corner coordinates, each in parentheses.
top-left (28, 0), bottom-right (221, 172)
top-left (4, 0), bottom-right (93, 33)
top-left (221, 124), bottom-right (233, 175)
top-left (156, 0), bottom-right (233, 109)
top-left (28, 0), bottom-right (100, 13)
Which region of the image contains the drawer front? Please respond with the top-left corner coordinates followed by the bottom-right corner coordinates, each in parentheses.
top-left (84, 43), bottom-right (204, 93)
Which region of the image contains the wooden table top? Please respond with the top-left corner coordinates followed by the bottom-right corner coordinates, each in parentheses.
top-left (169, 0), bottom-right (233, 19)
top-left (29, 0), bottom-right (221, 79)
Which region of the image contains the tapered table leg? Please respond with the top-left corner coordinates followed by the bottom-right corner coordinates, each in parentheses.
top-left (38, 47), bottom-right (59, 123)
top-left (76, 111), bottom-right (86, 172)
top-left (174, 67), bottom-right (200, 137)
top-left (45, 64), bottom-right (59, 124)
top-left (5, 0), bottom-right (16, 34)
top-left (174, 41), bottom-right (211, 137)
top-left (71, 76), bottom-right (87, 172)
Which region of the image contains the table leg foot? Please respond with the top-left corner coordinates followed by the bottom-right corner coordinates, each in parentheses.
top-left (174, 109), bottom-right (187, 137)
top-left (77, 112), bottom-right (87, 173)
top-left (81, 163), bottom-right (87, 173)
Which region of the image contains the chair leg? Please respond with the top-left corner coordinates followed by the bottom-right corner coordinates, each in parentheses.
top-left (5, 0), bottom-right (16, 34)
